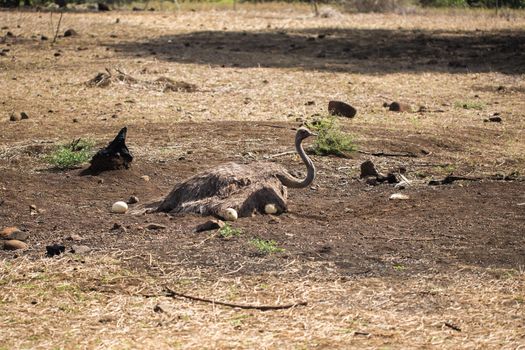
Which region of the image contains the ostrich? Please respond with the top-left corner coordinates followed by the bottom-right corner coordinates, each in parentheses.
top-left (154, 127), bottom-right (316, 219)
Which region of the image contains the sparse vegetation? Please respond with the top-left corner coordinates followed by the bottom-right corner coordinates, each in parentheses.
top-left (45, 139), bottom-right (94, 169)
top-left (307, 117), bottom-right (356, 157)
top-left (455, 100), bottom-right (485, 110)
top-left (218, 224), bottom-right (243, 238)
top-left (250, 238), bottom-right (284, 254)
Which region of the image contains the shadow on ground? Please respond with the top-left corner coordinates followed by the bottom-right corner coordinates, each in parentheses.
top-left (110, 28), bottom-right (525, 74)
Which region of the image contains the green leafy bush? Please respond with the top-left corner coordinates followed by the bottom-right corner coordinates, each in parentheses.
top-left (218, 224), bottom-right (243, 238)
top-left (307, 116), bottom-right (356, 157)
top-left (250, 238), bottom-right (284, 254)
top-left (46, 139), bottom-right (94, 169)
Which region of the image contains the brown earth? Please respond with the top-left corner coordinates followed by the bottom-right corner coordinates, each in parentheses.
top-left (0, 5), bottom-right (524, 349)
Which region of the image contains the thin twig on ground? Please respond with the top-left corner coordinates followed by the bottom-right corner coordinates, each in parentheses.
top-left (164, 287), bottom-right (308, 311)
top-left (358, 150), bottom-right (418, 158)
top-left (52, 11), bottom-right (63, 44)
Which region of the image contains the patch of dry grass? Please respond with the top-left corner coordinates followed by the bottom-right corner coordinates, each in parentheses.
top-left (1, 253), bottom-right (523, 349)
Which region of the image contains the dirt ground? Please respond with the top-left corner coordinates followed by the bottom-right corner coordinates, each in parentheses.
top-left (1, 5), bottom-right (524, 349)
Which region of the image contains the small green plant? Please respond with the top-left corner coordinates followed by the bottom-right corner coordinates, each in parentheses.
top-left (307, 116), bottom-right (356, 157)
top-left (393, 264), bottom-right (406, 271)
top-left (454, 101), bottom-right (484, 110)
top-left (46, 138), bottom-right (94, 169)
top-left (250, 238), bottom-right (284, 254)
top-left (218, 224), bottom-right (242, 238)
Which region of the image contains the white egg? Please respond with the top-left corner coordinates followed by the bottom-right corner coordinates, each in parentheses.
top-left (111, 201), bottom-right (128, 214)
top-left (264, 203), bottom-right (278, 214)
top-left (223, 208), bottom-right (238, 221)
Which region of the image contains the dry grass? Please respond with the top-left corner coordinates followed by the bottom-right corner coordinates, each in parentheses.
top-left (1, 253), bottom-right (523, 349)
top-left (1, 4), bottom-right (525, 348)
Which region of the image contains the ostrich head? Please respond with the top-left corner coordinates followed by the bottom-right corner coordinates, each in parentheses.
top-left (296, 127), bottom-right (317, 141)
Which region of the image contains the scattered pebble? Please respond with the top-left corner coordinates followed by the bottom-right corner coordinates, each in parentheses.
top-left (71, 245), bottom-right (91, 254)
top-left (64, 29), bottom-right (78, 37)
top-left (145, 223), bottom-right (167, 230)
top-left (484, 113), bottom-right (502, 123)
top-left (66, 234), bottom-right (83, 241)
top-left (40, 35), bottom-right (48, 41)
top-left (195, 219), bottom-right (225, 232)
top-left (46, 244), bottom-right (65, 257)
top-left (3, 240), bottom-right (28, 251)
top-left (328, 100), bottom-right (357, 118)
top-left (20, 112), bottom-right (29, 119)
top-left (111, 201), bottom-right (128, 214)
top-left (128, 196), bottom-right (139, 204)
top-left (141, 175), bottom-right (150, 182)
top-left (360, 160), bottom-right (379, 178)
top-left (389, 193), bottom-right (410, 200)
top-left (9, 113), bottom-right (21, 122)
top-left (388, 102), bottom-right (412, 112)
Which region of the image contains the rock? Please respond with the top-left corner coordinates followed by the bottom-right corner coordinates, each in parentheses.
top-left (46, 244), bottom-right (65, 257)
top-left (360, 160), bottom-right (379, 178)
top-left (127, 196), bottom-right (139, 204)
top-left (141, 175), bottom-right (150, 182)
top-left (41, 35), bottom-right (48, 41)
top-left (6, 230), bottom-right (29, 241)
top-left (484, 114), bottom-right (502, 123)
top-left (64, 29), bottom-right (78, 37)
top-left (66, 234), bottom-right (83, 241)
top-left (4, 240), bottom-right (28, 251)
top-left (389, 102), bottom-right (412, 112)
top-left (111, 201), bottom-right (128, 214)
top-left (195, 219), bottom-right (226, 232)
top-left (145, 223), bottom-right (167, 230)
top-left (328, 100), bottom-right (357, 118)
top-left (72, 118), bottom-right (79, 123)
top-left (377, 173), bottom-right (399, 184)
top-left (9, 113), bottom-right (21, 122)
top-left (98, 2), bottom-right (110, 11)
top-left (389, 193), bottom-right (410, 200)
top-left (71, 245), bottom-right (91, 254)
top-left (1, 226), bottom-right (20, 238)
top-left (365, 177), bottom-right (378, 186)
top-left (20, 112), bottom-right (29, 119)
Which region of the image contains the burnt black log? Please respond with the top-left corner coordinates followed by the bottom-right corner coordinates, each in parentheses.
top-left (87, 127), bottom-right (133, 174)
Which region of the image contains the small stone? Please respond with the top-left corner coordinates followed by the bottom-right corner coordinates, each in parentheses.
top-left (98, 178), bottom-right (104, 184)
top-left (66, 234), bottom-right (83, 241)
top-left (46, 244), bottom-right (65, 257)
top-left (1, 226), bottom-right (20, 238)
top-left (4, 240), bottom-right (28, 251)
top-left (111, 201), bottom-right (128, 214)
top-left (365, 177), bottom-right (379, 186)
top-left (360, 160), bottom-right (379, 178)
top-left (145, 223), bottom-right (167, 230)
top-left (127, 196), bottom-right (139, 204)
top-left (6, 230), bottom-right (29, 241)
top-left (328, 100), bottom-right (357, 118)
top-left (389, 193), bottom-right (410, 200)
top-left (64, 29), bottom-right (78, 37)
top-left (141, 175), bottom-right (150, 182)
top-left (195, 219), bottom-right (225, 232)
top-left (71, 245), bottom-right (91, 254)
top-left (9, 113), bottom-right (21, 122)
top-left (20, 112), bottom-right (29, 119)
top-left (484, 115), bottom-right (502, 123)
top-left (54, 52), bottom-right (61, 57)
top-left (41, 35), bottom-right (48, 41)
top-left (389, 102), bottom-right (412, 112)
top-left (72, 118), bottom-right (79, 123)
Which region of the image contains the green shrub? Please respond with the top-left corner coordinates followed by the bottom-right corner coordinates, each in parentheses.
top-left (307, 116), bottom-right (356, 157)
top-left (250, 238), bottom-right (284, 254)
top-left (218, 224), bottom-right (242, 238)
top-left (46, 139), bottom-right (94, 169)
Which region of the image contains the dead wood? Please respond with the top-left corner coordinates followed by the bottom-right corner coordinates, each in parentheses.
top-left (164, 287), bottom-right (308, 311)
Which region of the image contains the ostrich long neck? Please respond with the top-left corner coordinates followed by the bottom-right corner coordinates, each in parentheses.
top-left (276, 135), bottom-right (316, 189)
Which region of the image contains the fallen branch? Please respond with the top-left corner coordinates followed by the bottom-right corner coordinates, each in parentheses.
top-left (358, 150), bottom-right (418, 158)
top-left (164, 287), bottom-right (308, 311)
top-left (428, 175), bottom-right (483, 186)
top-left (444, 322), bottom-right (461, 332)
top-left (52, 11), bottom-right (63, 44)
top-left (265, 150), bottom-right (295, 159)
